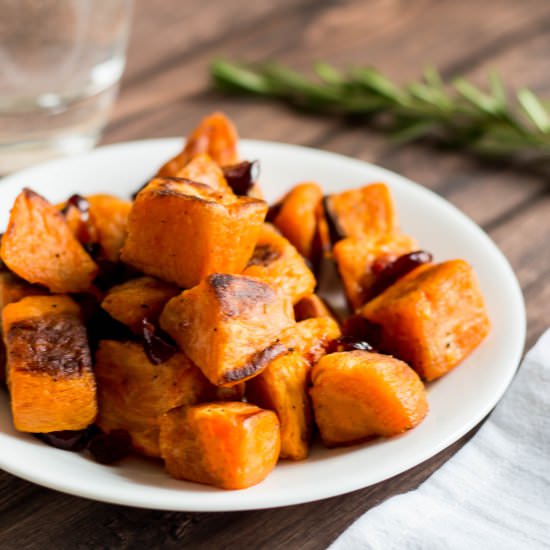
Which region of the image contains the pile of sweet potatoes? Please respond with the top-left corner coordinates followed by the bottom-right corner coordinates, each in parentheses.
top-left (0, 112), bottom-right (490, 490)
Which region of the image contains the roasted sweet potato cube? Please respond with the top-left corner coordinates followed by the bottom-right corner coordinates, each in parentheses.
top-left (273, 182), bottom-right (323, 260)
top-left (175, 153), bottom-right (234, 196)
top-left (159, 402), bottom-right (280, 489)
top-left (87, 195), bottom-right (132, 262)
top-left (279, 316), bottom-right (341, 365)
top-left (294, 294), bottom-right (336, 322)
top-left (324, 183), bottom-right (398, 242)
top-left (157, 112), bottom-right (239, 177)
top-left (121, 178), bottom-right (267, 288)
top-left (359, 260), bottom-right (491, 381)
top-left (1, 189), bottom-right (98, 292)
top-left (310, 351), bottom-right (428, 446)
top-left (247, 351), bottom-right (312, 460)
top-left (333, 234), bottom-right (418, 310)
top-left (94, 341), bottom-right (242, 457)
top-left (2, 295), bottom-right (96, 432)
top-left (160, 273), bottom-right (295, 385)
top-left (243, 224), bottom-right (316, 304)
top-left (101, 276), bottom-right (180, 334)
top-left (0, 273), bottom-right (46, 383)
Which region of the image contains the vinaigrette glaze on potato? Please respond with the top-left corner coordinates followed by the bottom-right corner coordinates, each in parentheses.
top-left (0, 111), bottom-right (490, 490)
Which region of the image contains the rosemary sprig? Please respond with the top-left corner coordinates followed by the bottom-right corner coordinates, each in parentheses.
top-left (210, 59), bottom-right (550, 158)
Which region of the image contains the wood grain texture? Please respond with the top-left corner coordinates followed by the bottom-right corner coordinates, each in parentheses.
top-left (1, 0), bottom-right (549, 548)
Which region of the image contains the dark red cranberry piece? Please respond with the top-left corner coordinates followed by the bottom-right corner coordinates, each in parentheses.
top-left (88, 429), bottom-right (132, 465)
top-left (371, 250), bottom-right (433, 297)
top-left (34, 426), bottom-right (97, 452)
top-left (342, 315), bottom-right (382, 348)
top-left (142, 318), bottom-right (177, 365)
top-left (222, 160), bottom-right (259, 196)
top-left (61, 194), bottom-right (90, 220)
top-left (326, 336), bottom-right (374, 354)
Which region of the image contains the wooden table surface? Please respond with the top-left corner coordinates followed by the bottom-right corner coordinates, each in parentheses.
top-left (1, 1), bottom-right (549, 548)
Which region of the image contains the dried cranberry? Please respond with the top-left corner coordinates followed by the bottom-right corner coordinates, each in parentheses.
top-left (88, 429), bottom-right (132, 465)
top-left (222, 160), bottom-right (259, 196)
top-left (342, 315), bottom-right (382, 348)
top-left (142, 318), bottom-right (177, 365)
top-left (326, 336), bottom-right (375, 354)
top-left (34, 426), bottom-right (97, 452)
top-left (371, 250), bottom-right (433, 297)
top-left (61, 194), bottom-right (90, 219)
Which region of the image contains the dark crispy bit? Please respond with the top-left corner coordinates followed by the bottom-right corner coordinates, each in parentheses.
top-left (88, 429), bottom-right (132, 464)
top-left (222, 160), bottom-right (260, 196)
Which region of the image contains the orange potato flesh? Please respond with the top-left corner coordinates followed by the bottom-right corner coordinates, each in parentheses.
top-left (159, 402), bottom-right (280, 490)
top-left (273, 182), bottom-right (323, 260)
top-left (247, 351), bottom-right (312, 460)
top-left (243, 224), bottom-right (316, 304)
top-left (94, 340), bottom-right (242, 457)
top-left (1, 189), bottom-right (98, 293)
top-left (310, 351), bottom-right (428, 446)
top-left (101, 276), bottom-right (180, 334)
top-left (0, 272), bottom-right (47, 383)
top-left (294, 294), bottom-right (336, 322)
top-left (2, 295), bottom-right (96, 432)
top-left (359, 260), bottom-right (491, 381)
top-left (333, 234), bottom-right (418, 310)
top-left (86, 195), bottom-right (132, 262)
top-left (121, 178), bottom-right (267, 288)
top-left (175, 153), bottom-right (234, 196)
top-left (279, 316), bottom-right (341, 365)
top-left (157, 112), bottom-right (239, 177)
top-left (160, 273), bottom-right (295, 386)
top-left (325, 183), bottom-right (398, 241)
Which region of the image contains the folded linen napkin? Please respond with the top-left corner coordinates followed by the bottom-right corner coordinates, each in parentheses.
top-left (330, 329), bottom-right (550, 550)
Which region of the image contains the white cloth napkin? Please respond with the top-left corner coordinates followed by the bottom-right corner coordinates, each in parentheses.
top-left (330, 329), bottom-right (550, 550)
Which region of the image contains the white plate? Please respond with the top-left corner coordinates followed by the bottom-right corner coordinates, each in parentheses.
top-left (0, 139), bottom-right (525, 511)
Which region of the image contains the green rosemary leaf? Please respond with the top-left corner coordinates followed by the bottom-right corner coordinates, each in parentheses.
top-left (209, 59), bottom-right (550, 160)
top-left (517, 88), bottom-right (550, 133)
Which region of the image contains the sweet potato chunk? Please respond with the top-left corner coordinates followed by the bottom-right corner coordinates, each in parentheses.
top-left (0, 273), bottom-right (46, 383)
top-left (273, 182), bottom-right (323, 260)
top-left (333, 234), bottom-right (418, 310)
top-left (279, 316), bottom-right (341, 365)
top-left (359, 260), bottom-right (491, 381)
top-left (1, 189), bottom-right (98, 292)
top-left (294, 294), bottom-right (335, 322)
top-left (243, 224), bottom-right (316, 304)
top-left (324, 183), bottom-right (398, 242)
top-left (101, 276), bottom-right (180, 334)
top-left (121, 178), bottom-right (267, 288)
top-left (160, 273), bottom-right (295, 385)
top-left (94, 341), bottom-right (241, 457)
top-left (157, 112), bottom-right (239, 177)
top-left (310, 351), bottom-right (428, 446)
top-left (175, 153), bottom-right (234, 196)
top-left (159, 402), bottom-right (280, 489)
top-left (247, 352), bottom-right (312, 460)
top-left (2, 295), bottom-right (96, 432)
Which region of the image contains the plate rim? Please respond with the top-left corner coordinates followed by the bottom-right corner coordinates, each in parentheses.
top-left (0, 138), bottom-right (526, 511)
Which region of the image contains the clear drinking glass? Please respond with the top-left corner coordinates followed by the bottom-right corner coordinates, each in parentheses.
top-left (0, 0), bottom-right (133, 174)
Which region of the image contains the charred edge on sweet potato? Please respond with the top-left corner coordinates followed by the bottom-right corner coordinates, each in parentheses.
top-left (322, 196), bottom-right (345, 244)
top-left (246, 244), bottom-right (282, 267)
top-left (7, 313), bottom-right (91, 378)
top-left (222, 342), bottom-right (287, 384)
top-left (210, 274), bottom-right (278, 319)
top-left (151, 178), bottom-right (214, 198)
